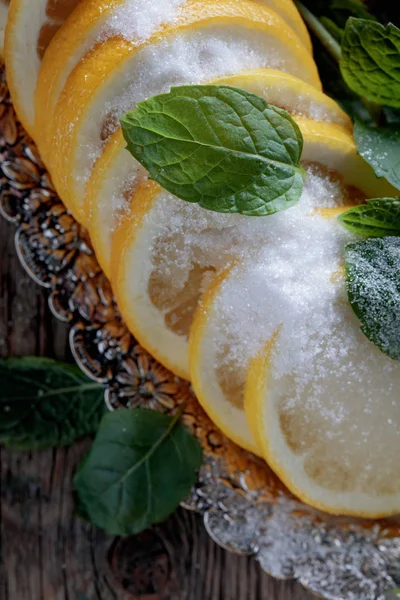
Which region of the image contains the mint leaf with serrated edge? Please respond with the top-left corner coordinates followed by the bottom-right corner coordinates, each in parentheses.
top-left (121, 85), bottom-right (304, 217)
top-left (345, 237), bottom-right (400, 360)
top-left (354, 120), bottom-right (400, 191)
top-left (0, 357), bottom-right (105, 450)
top-left (340, 18), bottom-right (400, 108)
top-left (339, 198), bottom-right (400, 236)
top-left (74, 408), bottom-right (202, 536)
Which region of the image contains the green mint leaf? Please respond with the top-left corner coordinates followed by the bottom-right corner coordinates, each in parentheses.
top-left (354, 120), bottom-right (400, 190)
top-left (121, 85), bottom-right (304, 216)
top-left (339, 198), bottom-right (400, 236)
top-left (341, 18), bottom-right (400, 108)
top-left (0, 357), bottom-right (105, 450)
top-left (345, 237), bottom-right (400, 360)
top-left (74, 408), bottom-right (202, 536)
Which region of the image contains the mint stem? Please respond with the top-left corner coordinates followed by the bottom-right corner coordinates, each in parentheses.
top-left (295, 1), bottom-right (382, 126)
top-left (294, 1), bottom-right (342, 64)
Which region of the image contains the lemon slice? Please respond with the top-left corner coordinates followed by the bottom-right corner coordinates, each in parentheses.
top-left (112, 175), bottom-right (293, 381)
top-left (86, 69), bottom-right (349, 280)
top-left (5, 0), bottom-right (81, 137)
top-left (45, 0), bottom-right (321, 221)
top-left (85, 129), bottom-right (147, 277)
top-left (189, 265), bottom-right (263, 455)
top-left (0, 1), bottom-right (9, 59)
top-left (34, 0), bottom-right (190, 162)
top-left (213, 69), bottom-right (351, 131)
top-left (112, 179), bottom-right (204, 381)
top-left (297, 118), bottom-right (397, 197)
top-left (254, 0), bottom-right (312, 52)
top-left (245, 252), bottom-right (400, 518)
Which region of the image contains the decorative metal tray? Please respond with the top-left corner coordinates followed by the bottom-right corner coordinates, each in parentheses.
top-left (1, 67), bottom-right (400, 600)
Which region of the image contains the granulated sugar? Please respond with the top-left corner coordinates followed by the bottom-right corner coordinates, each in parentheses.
top-left (205, 173), bottom-right (400, 492)
top-left (75, 26), bottom-right (286, 195)
top-left (211, 203), bottom-right (352, 375)
top-left (50, 0), bottom-right (185, 116)
top-left (146, 166), bottom-right (346, 324)
top-left (102, 0), bottom-right (185, 44)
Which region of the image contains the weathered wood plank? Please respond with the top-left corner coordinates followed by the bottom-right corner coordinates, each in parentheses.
top-left (0, 215), bottom-right (313, 599)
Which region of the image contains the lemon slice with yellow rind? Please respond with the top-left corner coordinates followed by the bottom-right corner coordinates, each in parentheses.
top-left (35, 0), bottom-right (124, 155)
top-left (245, 252), bottom-right (400, 518)
top-left (189, 265), bottom-right (263, 455)
top-left (5, 0), bottom-right (82, 137)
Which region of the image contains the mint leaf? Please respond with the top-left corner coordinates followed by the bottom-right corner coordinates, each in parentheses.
top-left (339, 198), bottom-right (400, 236)
top-left (0, 357), bottom-right (105, 449)
top-left (345, 237), bottom-right (400, 360)
top-left (354, 120), bottom-right (400, 190)
top-left (74, 408), bottom-right (202, 536)
top-left (341, 19), bottom-right (400, 108)
top-left (121, 85), bottom-right (304, 216)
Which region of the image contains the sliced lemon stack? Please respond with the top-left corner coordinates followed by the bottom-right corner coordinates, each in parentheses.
top-left (4, 0), bottom-right (82, 137)
top-left (34, 0), bottom-right (311, 165)
top-left (112, 120), bottom-right (394, 386)
top-left (6, 0), bottom-right (400, 518)
top-left (41, 0), bottom-right (321, 220)
top-left (86, 69), bottom-right (350, 280)
top-left (188, 152), bottom-right (396, 458)
top-left (187, 209), bottom-right (349, 457)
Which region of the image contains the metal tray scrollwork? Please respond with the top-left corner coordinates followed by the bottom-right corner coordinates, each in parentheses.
top-left (1, 67), bottom-right (400, 600)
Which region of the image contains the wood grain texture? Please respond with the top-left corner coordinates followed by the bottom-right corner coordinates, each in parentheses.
top-left (0, 215), bottom-right (313, 600)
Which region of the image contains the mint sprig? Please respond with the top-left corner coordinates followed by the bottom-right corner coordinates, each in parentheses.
top-left (354, 121), bottom-right (400, 191)
top-left (74, 408), bottom-right (202, 536)
top-left (345, 237), bottom-right (400, 360)
top-left (339, 198), bottom-right (400, 237)
top-left (121, 85), bottom-right (304, 216)
top-left (298, 5), bottom-right (400, 361)
top-left (341, 19), bottom-right (400, 108)
top-left (0, 357), bottom-right (204, 535)
top-left (0, 357), bottom-right (105, 449)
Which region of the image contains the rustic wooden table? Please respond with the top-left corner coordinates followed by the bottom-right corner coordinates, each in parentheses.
top-left (0, 215), bottom-right (313, 600)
